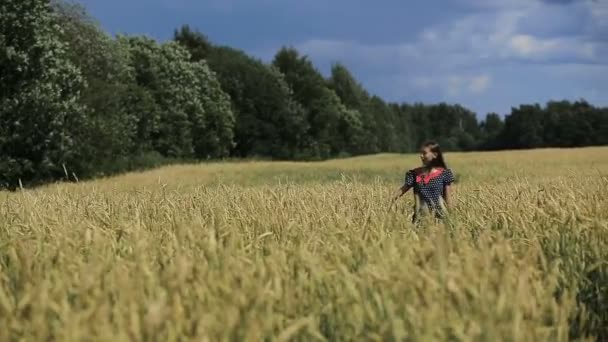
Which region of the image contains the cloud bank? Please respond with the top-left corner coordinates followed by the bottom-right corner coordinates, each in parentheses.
top-left (80, 0), bottom-right (608, 116)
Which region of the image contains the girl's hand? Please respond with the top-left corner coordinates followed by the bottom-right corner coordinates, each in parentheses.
top-left (388, 195), bottom-right (399, 210)
top-left (390, 185), bottom-right (410, 203)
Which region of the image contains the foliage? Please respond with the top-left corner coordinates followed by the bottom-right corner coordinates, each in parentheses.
top-left (2, 1), bottom-right (608, 187)
top-left (175, 30), bottom-right (309, 159)
top-left (0, 0), bottom-right (86, 187)
top-left (118, 36), bottom-right (234, 159)
top-left (272, 47), bottom-right (359, 158)
top-left (51, 0), bottom-right (140, 176)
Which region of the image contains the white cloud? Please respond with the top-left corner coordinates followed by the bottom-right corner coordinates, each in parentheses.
top-left (446, 76), bottom-right (465, 97)
top-left (296, 39), bottom-right (351, 60)
top-left (505, 34), bottom-right (600, 61)
top-left (509, 35), bottom-right (543, 55)
top-left (292, 39), bottom-right (421, 73)
top-left (411, 74), bottom-right (492, 97)
top-left (411, 76), bottom-right (435, 90)
top-left (253, 0), bottom-right (607, 114)
top-left (469, 75), bottom-right (491, 93)
top-left (420, 7), bottom-right (601, 64)
top-left (290, 8), bottom-right (601, 79)
top-left (452, 0), bottom-right (534, 10)
top-left (590, 0), bottom-right (608, 28)
top-left (158, 0), bottom-right (236, 12)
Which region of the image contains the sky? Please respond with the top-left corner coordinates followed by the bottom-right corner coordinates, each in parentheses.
top-left (77, 0), bottom-right (607, 118)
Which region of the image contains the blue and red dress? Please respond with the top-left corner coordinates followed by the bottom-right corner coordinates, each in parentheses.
top-left (404, 167), bottom-right (455, 222)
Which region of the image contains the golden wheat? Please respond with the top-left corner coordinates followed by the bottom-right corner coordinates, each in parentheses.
top-left (1, 147), bottom-right (607, 341)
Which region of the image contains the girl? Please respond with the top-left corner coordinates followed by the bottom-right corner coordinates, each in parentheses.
top-left (391, 141), bottom-right (455, 223)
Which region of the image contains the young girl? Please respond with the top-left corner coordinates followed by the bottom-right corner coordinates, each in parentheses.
top-left (391, 141), bottom-right (455, 223)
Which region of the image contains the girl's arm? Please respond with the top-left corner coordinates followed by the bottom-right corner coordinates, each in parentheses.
top-left (391, 170), bottom-right (415, 205)
top-left (443, 184), bottom-right (452, 208)
top-left (442, 169), bottom-right (455, 209)
top-left (391, 184), bottom-right (411, 202)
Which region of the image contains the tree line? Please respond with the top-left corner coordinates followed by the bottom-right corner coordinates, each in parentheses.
top-left (2, 0), bottom-right (607, 189)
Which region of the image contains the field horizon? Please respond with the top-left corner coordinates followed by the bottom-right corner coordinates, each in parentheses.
top-left (1, 147), bottom-right (607, 341)
top-left (12, 145), bottom-right (606, 192)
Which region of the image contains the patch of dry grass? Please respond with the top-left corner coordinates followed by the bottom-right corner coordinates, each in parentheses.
top-left (1, 147), bottom-right (607, 340)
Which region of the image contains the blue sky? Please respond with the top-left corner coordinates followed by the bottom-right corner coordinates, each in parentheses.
top-left (78, 0), bottom-right (607, 118)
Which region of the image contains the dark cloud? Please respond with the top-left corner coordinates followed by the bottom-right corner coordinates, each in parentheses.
top-left (539, 0), bottom-right (582, 4)
top-left (77, 0), bottom-right (608, 116)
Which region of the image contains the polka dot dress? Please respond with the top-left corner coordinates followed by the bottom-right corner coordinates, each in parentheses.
top-left (405, 167), bottom-right (455, 222)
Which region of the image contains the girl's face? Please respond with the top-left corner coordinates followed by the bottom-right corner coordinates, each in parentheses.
top-left (420, 147), bottom-right (437, 166)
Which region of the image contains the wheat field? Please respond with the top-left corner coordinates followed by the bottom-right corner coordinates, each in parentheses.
top-left (1, 147), bottom-right (607, 341)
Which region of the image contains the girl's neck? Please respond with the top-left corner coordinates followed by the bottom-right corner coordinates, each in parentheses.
top-left (423, 165), bottom-right (441, 172)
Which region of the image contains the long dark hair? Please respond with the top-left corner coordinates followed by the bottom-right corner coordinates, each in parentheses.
top-left (422, 141), bottom-right (447, 168)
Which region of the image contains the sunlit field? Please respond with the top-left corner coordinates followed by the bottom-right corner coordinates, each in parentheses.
top-left (1, 147), bottom-right (607, 341)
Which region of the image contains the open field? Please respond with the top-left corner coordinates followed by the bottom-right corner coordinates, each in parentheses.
top-left (1, 147), bottom-right (607, 341)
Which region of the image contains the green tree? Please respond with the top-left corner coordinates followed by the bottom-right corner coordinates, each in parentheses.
top-left (328, 63), bottom-right (378, 154)
top-left (120, 36), bottom-right (235, 159)
top-left (51, 0), bottom-right (143, 175)
top-left (452, 104), bottom-right (482, 150)
top-left (175, 27), bottom-right (310, 159)
top-left (273, 47), bottom-right (354, 158)
top-left (193, 60), bottom-right (235, 158)
top-left (328, 62), bottom-right (368, 109)
top-left (121, 36), bottom-right (194, 158)
top-left (210, 46), bottom-right (311, 159)
top-left (0, 0), bottom-right (86, 187)
top-left (482, 113), bottom-right (504, 136)
top-left (174, 25), bottom-right (213, 61)
top-left (499, 104), bottom-right (545, 149)
top-left (479, 112), bottom-right (504, 150)
top-left (391, 103), bottom-right (414, 153)
top-left (369, 96), bottom-right (399, 152)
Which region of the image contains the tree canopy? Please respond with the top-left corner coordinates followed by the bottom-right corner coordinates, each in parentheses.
top-left (2, 1), bottom-right (607, 188)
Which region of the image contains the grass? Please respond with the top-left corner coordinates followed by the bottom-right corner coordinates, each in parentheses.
top-left (1, 147), bottom-right (607, 341)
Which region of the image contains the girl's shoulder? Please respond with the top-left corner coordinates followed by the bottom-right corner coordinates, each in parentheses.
top-left (407, 167), bottom-right (453, 174)
top-left (442, 168), bottom-right (456, 183)
top-left (407, 167), bottom-right (425, 175)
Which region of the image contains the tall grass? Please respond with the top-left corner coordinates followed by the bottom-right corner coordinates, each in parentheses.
top-left (1, 147), bottom-right (607, 341)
